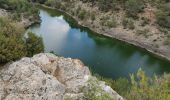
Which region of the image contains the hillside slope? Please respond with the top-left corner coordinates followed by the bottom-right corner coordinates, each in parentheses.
top-left (36, 0), bottom-right (170, 61)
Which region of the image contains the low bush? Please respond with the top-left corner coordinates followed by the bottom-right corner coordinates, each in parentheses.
top-left (156, 4), bottom-right (170, 29)
top-left (25, 32), bottom-right (44, 57)
top-left (0, 17), bottom-right (44, 63)
top-left (78, 9), bottom-right (87, 20)
top-left (106, 18), bottom-right (117, 28)
top-left (97, 68), bottom-right (170, 100)
top-left (141, 17), bottom-right (150, 26)
top-left (45, 0), bottom-right (62, 9)
top-left (122, 18), bottom-right (135, 29)
top-left (125, 0), bottom-right (145, 19)
top-left (136, 29), bottom-right (149, 38)
top-left (91, 13), bottom-right (96, 21)
top-left (164, 34), bottom-right (170, 46)
top-left (0, 33), bottom-right (27, 63)
top-left (0, 0), bottom-right (38, 20)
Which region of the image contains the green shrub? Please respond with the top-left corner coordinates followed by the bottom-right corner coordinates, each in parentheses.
top-left (100, 15), bottom-right (117, 28)
top-left (45, 0), bottom-right (62, 9)
top-left (100, 15), bottom-right (109, 26)
top-left (0, 17), bottom-right (26, 63)
top-left (136, 29), bottom-right (149, 38)
top-left (0, 17), bottom-right (44, 63)
top-left (159, 27), bottom-right (169, 34)
top-left (125, 68), bottom-right (170, 100)
top-left (164, 34), bottom-right (170, 46)
top-left (25, 32), bottom-right (44, 57)
top-left (78, 9), bottom-right (87, 20)
top-left (122, 18), bottom-right (135, 29)
top-left (141, 17), bottom-right (150, 26)
top-left (98, 0), bottom-right (113, 12)
top-left (164, 39), bottom-right (170, 46)
top-left (91, 13), bottom-right (96, 21)
top-left (0, 0), bottom-right (38, 19)
top-left (100, 68), bottom-right (170, 100)
top-left (106, 18), bottom-right (117, 28)
top-left (125, 0), bottom-right (144, 18)
top-left (0, 33), bottom-right (27, 63)
top-left (97, 76), bottom-right (130, 97)
top-left (156, 4), bottom-right (170, 29)
top-left (0, 17), bottom-right (25, 37)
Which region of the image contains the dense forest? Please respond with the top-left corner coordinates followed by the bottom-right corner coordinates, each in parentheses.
top-left (0, 0), bottom-right (170, 100)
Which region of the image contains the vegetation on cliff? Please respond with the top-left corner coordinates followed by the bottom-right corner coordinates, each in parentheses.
top-left (0, 17), bottom-right (44, 63)
top-left (97, 68), bottom-right (170, 100)
top-left (0, 0), bottom-right (170, 99)
top-left (0, 0), bottom-right (39, 21)
top-left (0, 1), bottom-right (44, 63)
top-left (40, 0), bottom-right (170, 29)
top-left (36, 0), bottom-right (170, 50)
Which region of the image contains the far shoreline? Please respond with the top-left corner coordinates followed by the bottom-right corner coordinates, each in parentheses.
top-left (38, 4), bottom-right (170, 63)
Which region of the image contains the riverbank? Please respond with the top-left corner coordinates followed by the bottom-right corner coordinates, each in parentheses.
top-left (40, 5), bottom-right (170, 62)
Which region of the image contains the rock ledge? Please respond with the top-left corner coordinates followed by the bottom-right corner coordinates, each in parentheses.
top-left (0, 53), bottom-right (123, 100)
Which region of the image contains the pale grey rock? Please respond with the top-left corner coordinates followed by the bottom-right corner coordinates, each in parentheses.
top-left (0, 53), bottom-right (123, 100)
top-left (63, 93), bottom-right (84, 100)
top-left (0, 54), bottom-right (65, 100)
top-left (0, 9), bottom-right (8, 17)
top-left (100, 81), bottom-right (124, 100)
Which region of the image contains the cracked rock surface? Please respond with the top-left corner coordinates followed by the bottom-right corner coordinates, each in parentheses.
top-left (0, 53), bottom-right (123, 100)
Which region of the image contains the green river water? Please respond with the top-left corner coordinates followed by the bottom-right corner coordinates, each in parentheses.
top-left (27, 7), bottom-right (170, 79)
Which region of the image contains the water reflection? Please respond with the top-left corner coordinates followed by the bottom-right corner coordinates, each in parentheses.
top-left (27, 9), bottom-right (170, 79)
top-left (28, 11), bottom-right (70, 53)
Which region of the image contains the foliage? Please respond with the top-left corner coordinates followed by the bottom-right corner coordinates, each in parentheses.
top-left (26, 32), bottom-right (44, 57)
top-left (81, 77), bottom-right (114, 100)
top-left (122, 18), bottom-right (135, 29)
top-left (98, 68), bottom-right (170, 100)
top-left (91, 12), bottom-right (96, 21)
top-left (41, 0), bottom-right (170, 30)
top-left (106, 18), bottom-right (117, 28)
top-left (97, 0), bottom-right (113, 12)
top-left (0, 17), bottom-right (44, 63)
top-left (165, 34), bottom-right (170, 46)
top-left (156, 4), bottom-right (170, 29)
top-left (0, 33), bottom-right (27, 63)
top-left (100, 15), bottom-right (117, 28)
top-left (136, 29), bottom-right (150, 38)
top-left (141, 17), bottom-right (150, 26)
top-left (78, 9), bottom-right (87, 20)
top-left (126, 68), bottom-right (170, 100)
top-left (29, 0), bottom-right (47, 4)
top-left (0, 17), bottom-right (25, 37)
top-left (125, 0), bottom-right (144, 18)
top-left (0, 0), bottom-right (38, 21)
top-left (45, 0), bottom-right (62, 9)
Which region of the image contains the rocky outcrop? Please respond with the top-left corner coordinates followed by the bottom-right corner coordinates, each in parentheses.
top-left (0, 53), bottom-right (123, 100)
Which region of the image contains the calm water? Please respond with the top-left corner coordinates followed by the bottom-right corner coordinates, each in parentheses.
top-left (27, 8), bottom-right (170, 79)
